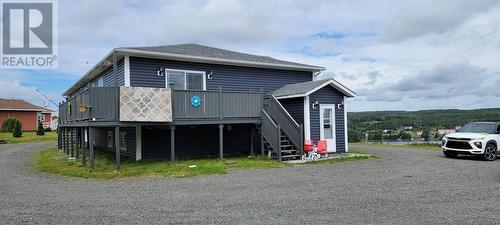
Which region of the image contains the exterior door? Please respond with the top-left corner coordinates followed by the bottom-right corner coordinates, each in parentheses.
top-left (320, 104), bottom-right (336, 152)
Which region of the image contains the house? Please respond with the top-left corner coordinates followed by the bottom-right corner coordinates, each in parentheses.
top-left (0, 98), bottom-right (53, 131)
top-left (57, 44), bottom-right (355, 169)
top-left (437, 128), bottom-right (456, 135)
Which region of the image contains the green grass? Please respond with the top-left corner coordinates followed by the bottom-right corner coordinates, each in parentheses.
top-left (352, 142), bottom-right (441, 150)
top-left (33, 148), bottom-right (378, 179)
top-left (33, 148), bottom-right (289, 179)
top-left (0, 131), bottom-right (57, 143)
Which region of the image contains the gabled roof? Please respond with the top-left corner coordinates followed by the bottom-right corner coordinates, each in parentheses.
top-left (0, 98), bottom-right (54, 112)
top-left (126, 44), bottom-right (322, 69)
top-left (272, 78), bottom-right (356, 99)
top-left (63, 44), bottom-right (325, 96)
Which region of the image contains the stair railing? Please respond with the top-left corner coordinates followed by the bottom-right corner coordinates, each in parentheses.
top-left (263, 95), bottom-right (304, 156)
top-left (261, 110), bottom-right (281, 160)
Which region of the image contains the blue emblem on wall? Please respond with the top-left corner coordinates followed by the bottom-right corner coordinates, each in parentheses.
top-left (191, 96), bottom-right (201, 109)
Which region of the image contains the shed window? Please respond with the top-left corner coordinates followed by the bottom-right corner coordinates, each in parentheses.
top-left (97, 77), bottom-right (104, 87)
top-left (166, 69), bottom-right (205, 90)
top-left (120, 131), bottom-right (127, 151)
top-left (107, 131), bottom-right (113, 148)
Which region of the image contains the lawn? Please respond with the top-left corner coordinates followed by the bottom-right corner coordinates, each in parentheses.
top-left (0, 131), bottom-right (58, 144)
top-left (33, 148), bottom-right (376, 179)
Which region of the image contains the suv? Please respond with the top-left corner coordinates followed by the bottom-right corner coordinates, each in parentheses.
top-left (442, 122), bottom-right (500, 161)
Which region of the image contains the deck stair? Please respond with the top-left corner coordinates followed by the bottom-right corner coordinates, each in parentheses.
top-left (260, 95), bottom-right (303, 161)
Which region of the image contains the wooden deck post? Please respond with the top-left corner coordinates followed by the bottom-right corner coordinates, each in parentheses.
top-left (115, 126), bottom-right (121, 171)
top-left (250, 125), bottom-right (254, 156)
top-left (81, 127), bottom-right (86, 167)
top-left (61, 128), bottom-right (66, 153)
top-left (219, 124), bottom-right (224, 160)
top-left (70, 128), bottom-right (74, 158)
top-left (170, 125), bottom-right (175, 163)
top-left (89, 127), bottom-right (94, 169)
top-left (260, 132), bottom-right (265, 156)
top-left (75, 128), bottom-right (80, 160)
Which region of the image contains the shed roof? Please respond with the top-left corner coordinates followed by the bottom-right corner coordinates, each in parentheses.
top-left (272, 79), bottom-right (356, 99)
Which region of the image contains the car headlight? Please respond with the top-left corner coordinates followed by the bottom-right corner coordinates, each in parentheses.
top-left (473, 142), bottom-right (482, 148)
top-left (442, 138), bottom-right (447, 146)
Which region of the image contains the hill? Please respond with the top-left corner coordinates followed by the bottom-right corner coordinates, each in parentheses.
top-left (347, 108), bottom-right (500, 142)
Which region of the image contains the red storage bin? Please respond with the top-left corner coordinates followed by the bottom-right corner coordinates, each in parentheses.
top-left (304, 140), bottom-right (314, 152)
top-left (317, 140), bottom-right (328, 154)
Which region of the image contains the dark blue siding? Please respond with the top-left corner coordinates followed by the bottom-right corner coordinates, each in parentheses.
top-left (87, 58), bottom-right (124, 87)
top-left (129, 57), bottom-right (312, 93)
top-left (309, 85), bottom-right (346, 152)
top-left (279, 97), bottom-right (304, 125)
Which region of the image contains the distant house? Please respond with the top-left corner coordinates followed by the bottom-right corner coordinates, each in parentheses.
top-left (0, 98), bottom-right (54, 131)
top-left (437, 128), bottom-right (456, 135)
top-left (58, 44), bottom-right (356, 168)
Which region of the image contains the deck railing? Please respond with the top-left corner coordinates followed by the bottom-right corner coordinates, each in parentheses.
top-left (59, 87), bottom-right (263, 124)
top-left (263, 95), bottom-right (304, 154)
top-left (171, 89), bottom-right (263, 120)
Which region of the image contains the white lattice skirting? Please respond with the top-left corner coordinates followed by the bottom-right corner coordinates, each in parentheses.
top-left (119, 87), bottom-right (172, 122)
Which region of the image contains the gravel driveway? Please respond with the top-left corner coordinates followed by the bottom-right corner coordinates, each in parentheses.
top-left (1, 143), bottom-right (499, 225)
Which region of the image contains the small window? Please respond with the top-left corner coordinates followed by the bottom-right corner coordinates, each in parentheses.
top-left (120, 131), bottom-right (127, 151)
top-left (107, 131), bottom-right (113, 148)
top-left (166, 69), bottom-right (205, 90)
top-left (97, 77), bottom-right (104, 87)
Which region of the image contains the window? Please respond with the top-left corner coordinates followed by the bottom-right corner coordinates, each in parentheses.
top-left (120, 131), bottom-right (127, 151)
top-left (107, 131), bottom-right (113, 148)
top-left (97, 77), bottom-right (104, 87)
top-left (166, 69), bottom-right (205, 90)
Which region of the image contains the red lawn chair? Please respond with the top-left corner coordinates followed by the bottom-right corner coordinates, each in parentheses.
top-left (317, 140), bottom-right (328, 155)
top-left (304, 140), bottom-right (314, 152)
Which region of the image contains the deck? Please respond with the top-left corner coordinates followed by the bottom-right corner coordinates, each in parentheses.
top-left (59, 86), bottom-right (264, 126)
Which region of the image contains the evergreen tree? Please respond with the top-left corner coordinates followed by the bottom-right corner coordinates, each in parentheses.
top-left (12, 120), bottom-right (22, 138)
top-left (36, 121), bottom-right (45, 136)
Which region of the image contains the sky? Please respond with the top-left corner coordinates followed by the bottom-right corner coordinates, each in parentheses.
top-left (1, 0), bottom-right (500, 112)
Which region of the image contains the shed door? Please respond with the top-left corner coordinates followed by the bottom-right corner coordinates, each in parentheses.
top-left (320, 104), bottom-right (336, 152)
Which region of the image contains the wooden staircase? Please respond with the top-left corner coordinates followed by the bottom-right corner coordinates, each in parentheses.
top-left (260, 95), bottom-right (304, 161)
top-left (262, 131), bottom-right (302, 161)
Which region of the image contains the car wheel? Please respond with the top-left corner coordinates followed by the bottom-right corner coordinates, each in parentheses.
top-left (443, 151), bottom-right (457, 158)
top-left (482, 144), bottom-right (497, 161)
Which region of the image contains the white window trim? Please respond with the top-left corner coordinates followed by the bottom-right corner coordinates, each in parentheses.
top-left (319, 104), bottom-right (336, 152)
top-left (304, 96), bottom-right (311, 140)
top-left (124, 55), bottom-right (130, 86)
top-left (165, 68), bottom-right (206, 90)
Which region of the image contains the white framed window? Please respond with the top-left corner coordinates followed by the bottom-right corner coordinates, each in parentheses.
top-left (97, 77), bottom-right (104, 87)
top-left (165, 69), bottom-right (206, 90)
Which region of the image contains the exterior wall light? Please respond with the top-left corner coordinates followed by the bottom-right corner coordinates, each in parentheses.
top-left (338, 101), bottom-right (345, 109)
top-left (157, 66), bottom-right (164, 76)
top-left (207, 71), bottom-right (214, 79)
top-left (312, 100), bottom-right (319, 109)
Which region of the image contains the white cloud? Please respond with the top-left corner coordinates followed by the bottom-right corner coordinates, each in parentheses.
top-left (4, 0), bottom-right (500, 112)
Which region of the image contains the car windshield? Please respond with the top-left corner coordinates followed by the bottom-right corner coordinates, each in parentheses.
top-left (457, 123), bottom-right (496, 134)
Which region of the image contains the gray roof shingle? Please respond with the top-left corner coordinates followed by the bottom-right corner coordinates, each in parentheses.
top-left (273, 78), bottom-right (356, 98)
top-left (125, 44), bottom-right (321, 68)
